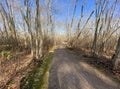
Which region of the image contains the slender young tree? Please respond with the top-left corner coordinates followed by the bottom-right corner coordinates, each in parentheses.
top-left (113, 36), bottom-right (120, 69)
top-left (20, 0), bottom-right (35, 59)
top-left (35, 0), bottom-right (43, 59)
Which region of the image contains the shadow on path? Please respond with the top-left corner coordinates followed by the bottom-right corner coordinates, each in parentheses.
top-left (48, 48), bottom-right (119, 89)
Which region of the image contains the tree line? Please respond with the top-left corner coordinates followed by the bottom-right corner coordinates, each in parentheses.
top-left (0, 0), bottom-right (56, 61)
top-left (66, 0), bottom-right (120, 69)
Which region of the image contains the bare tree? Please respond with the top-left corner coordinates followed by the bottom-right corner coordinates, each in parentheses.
top-left (113, 36), bottom-right (120, 69)
top-left (66, 0), bottom-right (78, 43)
top-left (71, 1), bottom-right (94, 47)
top-left (35, 0), bottom-right (43, 59)
top-left (92, 0), bottom-right (107, 56)
top-left (0, 0), bottom-right (18, 48)
top-left (91, 0), bottom-right (119, 56)
top-left (20, 0), bottom-right (35, 59)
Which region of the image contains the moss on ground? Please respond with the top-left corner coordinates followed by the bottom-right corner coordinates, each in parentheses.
top-left (20, 51), bottom-right (54, 89)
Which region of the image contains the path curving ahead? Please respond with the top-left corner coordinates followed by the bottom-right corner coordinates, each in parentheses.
top-left (48, 47), bottom-right (120, 89)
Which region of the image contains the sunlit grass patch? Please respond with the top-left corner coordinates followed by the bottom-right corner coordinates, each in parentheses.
top-left (49, 46), bottom-right (57, 53)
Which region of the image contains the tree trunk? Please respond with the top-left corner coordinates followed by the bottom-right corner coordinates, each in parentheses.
top-left (39, 39), bottom-right (43, 58)
top-left (30, 33), bottom-right (35, 59)
top-left (113, 37), bottom-right (120, 69)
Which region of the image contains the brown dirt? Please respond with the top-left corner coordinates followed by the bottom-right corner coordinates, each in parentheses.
top-left (48, 47), bottom-right (120, 89)
top-left (0, 54), bottom-right (32, 89)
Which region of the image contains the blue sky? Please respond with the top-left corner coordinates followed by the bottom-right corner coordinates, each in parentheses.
top-left (55, 0), bottom-right (119, 21)
top-left (54, 0), bottom-right (96, 33)
top-left (53, 0), bottom-right (120, 34)
top-left (54, 0), bottom-right (95, 22)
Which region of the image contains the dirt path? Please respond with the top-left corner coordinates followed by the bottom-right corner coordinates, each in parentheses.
top-left (48, 47), bottom-right (120, 89)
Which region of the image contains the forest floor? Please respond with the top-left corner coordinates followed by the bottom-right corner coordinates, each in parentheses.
top-left (48, 47), bottom-right (120, 89)
top-left (0, 53), bottom-right (32, 89)
top-left (0, 47), bottom-right (55, 89)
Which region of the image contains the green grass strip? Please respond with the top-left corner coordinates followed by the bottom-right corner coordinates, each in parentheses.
top-left (20, 52), bottom-right (54, 89)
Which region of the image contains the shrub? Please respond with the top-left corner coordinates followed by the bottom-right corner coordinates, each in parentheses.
top-left (1, 51), bottom-right (13, 60)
